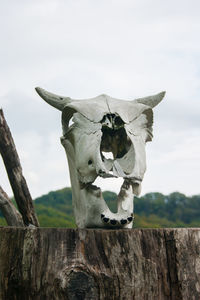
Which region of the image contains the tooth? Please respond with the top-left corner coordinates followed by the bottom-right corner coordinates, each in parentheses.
top-left (103, 217), bottom-right (109, 223)
top-left (131, 182), bottom-right (142, 196)
top-left (120, 219), bottom-right (127, 225)
top-left (117, 180), bottom-right (133, 212)
top-left (79, 182), bottom-right (87, 189)
top-left (93, 189), bottom-right (101, 197)
top-left (122, 180), bottom-right (130, 190)
top-left (110, 219), bottom-right (117, 225)
top-left (99, 169), bottom-right (106, 175)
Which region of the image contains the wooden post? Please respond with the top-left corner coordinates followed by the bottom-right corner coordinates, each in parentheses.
top-left (0, 109), bottom-right (39, 227)
top-left (0, 186), bottom-right (24, 226)
top-left (0, 227), bottom-right (200, 300)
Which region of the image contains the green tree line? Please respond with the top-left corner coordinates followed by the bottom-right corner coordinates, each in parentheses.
top-left (0, 188), bottom-right (199, 228)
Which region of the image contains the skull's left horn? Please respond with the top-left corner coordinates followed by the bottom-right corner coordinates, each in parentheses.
top-left (35, 87), bottom-right (71, 111)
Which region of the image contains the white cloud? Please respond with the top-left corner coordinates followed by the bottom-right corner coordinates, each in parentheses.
top-left (143, 129), bottom-right (200, 196)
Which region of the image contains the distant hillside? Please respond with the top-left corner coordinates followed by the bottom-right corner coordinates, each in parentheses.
top-left (1, 188), bottom-right (200, 228)
top-left (34, 188), bottom-right (118, 227)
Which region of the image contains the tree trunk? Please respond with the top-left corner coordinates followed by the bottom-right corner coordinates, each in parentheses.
top-left (0, 186), bottom-right (24, 226)
top-left (0, 109), bottom-right (39, 227)
top-left (0, 227), bottom-right (200, 300)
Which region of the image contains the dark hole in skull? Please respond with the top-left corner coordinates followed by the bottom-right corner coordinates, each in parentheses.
top-left (100, 114), bottom-right (131, 160)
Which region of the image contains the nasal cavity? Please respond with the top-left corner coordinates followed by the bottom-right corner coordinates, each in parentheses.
top-left (100, 114), bottom-right (131, 160)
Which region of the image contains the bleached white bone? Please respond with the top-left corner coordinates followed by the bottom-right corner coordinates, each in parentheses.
top-left (36, 88), bottom-right (165, 229)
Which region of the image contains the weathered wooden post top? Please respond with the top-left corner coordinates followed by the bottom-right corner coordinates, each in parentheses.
top-left (36, 87), bottom-right (165, 229)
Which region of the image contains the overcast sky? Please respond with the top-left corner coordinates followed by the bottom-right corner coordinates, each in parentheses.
top-left (0, 0), bottom-right (200, 198)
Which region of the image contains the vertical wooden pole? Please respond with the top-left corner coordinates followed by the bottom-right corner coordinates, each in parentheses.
top-left (0, 109), bottom-right (39, 226)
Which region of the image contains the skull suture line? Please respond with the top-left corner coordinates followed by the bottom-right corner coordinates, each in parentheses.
top-left (36, 88), bottom-right (165, 229)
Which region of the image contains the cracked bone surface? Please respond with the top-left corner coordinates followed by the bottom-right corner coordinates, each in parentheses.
top-left (35, 88), bottom-right (165, 228)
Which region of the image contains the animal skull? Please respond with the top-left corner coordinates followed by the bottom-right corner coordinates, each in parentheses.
top-left (36, 88), bottom-right (165, 228)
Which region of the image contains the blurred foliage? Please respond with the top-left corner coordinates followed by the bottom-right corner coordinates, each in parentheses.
top-left (134, 192), bottom-right (200, 226)
top-left (0, 188), bottom-right (200, 228)
top-left (0, 218), bottom-right (7, 226)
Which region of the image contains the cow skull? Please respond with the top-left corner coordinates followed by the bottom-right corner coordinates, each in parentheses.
top-left (36, 88), bottom-right (165, 228)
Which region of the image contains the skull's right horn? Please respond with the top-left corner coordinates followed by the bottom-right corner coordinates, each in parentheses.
top-left (133, 91), bottom-right (166, 108)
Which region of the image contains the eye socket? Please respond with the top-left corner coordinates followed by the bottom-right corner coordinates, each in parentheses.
top-left (88, 160), bottom-right (93, 165)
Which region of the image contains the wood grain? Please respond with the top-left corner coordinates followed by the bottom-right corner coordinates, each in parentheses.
top-left (0, 228), bottom-right (199, 299)
top-left (0, 109), bottom-right (39, 226)
top-left (0, 186), bottom-right (23, 226)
